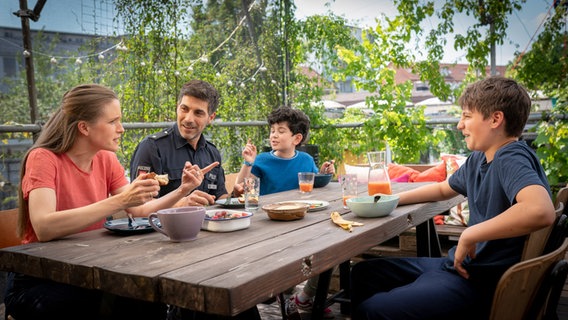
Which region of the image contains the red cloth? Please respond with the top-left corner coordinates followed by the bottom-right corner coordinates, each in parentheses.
top-left (388, 162), bottom-right (446, 183)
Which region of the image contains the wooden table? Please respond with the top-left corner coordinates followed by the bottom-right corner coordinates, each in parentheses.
top-left (0, 182), bottom-right (464, 318)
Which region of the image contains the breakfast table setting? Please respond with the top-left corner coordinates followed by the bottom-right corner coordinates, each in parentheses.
top-left (0, 175), bottom-right (465, 319)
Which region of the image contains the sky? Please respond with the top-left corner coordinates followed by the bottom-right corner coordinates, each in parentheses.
top-left (0, 0), bottom-right (554, 65)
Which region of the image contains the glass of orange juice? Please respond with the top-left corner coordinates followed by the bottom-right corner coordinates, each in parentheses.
top-left (367, 151), bottom-right (392, 195)
top-left (340, 174), bottom-right (358, 209)
top-left (298, 172), bottom-right (315, 194)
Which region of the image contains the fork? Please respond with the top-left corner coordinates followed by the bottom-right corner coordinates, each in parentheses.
top-left (225, 189), bottom-right (235, 205)
top-left (128, 213), bottom-right (139, 229)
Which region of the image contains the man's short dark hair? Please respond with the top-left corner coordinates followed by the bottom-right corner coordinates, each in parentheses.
top-left (178, 80), bottom-right (220, 114)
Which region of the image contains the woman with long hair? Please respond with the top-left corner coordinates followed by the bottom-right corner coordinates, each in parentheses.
top-left (5, 83), bottom-right (216, 319)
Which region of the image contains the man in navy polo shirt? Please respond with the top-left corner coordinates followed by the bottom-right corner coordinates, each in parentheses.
top-left (130, 80), bottom-right (229, 206)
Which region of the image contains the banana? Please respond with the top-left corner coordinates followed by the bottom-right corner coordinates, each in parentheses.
top-left (330, 211), bottom-right (364, 232)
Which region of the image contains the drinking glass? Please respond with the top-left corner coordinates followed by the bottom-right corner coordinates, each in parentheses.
top-left (340, 174), bottom-right (358, 209)
top-left (298, 172), bottom-right (315, 194)
top-left (367, 151), bottom-right (392, 195)
top-left (244, 176), bottom-right (260, 211)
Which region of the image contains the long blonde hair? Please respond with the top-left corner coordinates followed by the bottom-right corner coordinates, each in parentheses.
top-left (17, 84), bottom-right (118, 237)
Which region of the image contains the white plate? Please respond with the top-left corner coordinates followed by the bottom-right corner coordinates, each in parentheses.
top-left (294, 200), bottom-right (330, 212)
top-left (202, 209), bottom-right (253, 232)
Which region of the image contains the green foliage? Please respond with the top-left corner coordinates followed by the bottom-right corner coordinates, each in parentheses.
top-left (1, 0), bottom-right (565, 187)
top-left (511, 4), bottom-right (568, 185)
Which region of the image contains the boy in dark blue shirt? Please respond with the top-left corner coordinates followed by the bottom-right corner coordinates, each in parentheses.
top-left (351, 77), bottom-right (556, 319)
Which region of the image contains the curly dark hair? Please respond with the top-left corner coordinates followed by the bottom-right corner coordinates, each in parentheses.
top-left (267, 106), bottom-right (310, 144)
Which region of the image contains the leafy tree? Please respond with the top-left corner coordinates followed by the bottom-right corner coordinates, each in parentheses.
top-left (511, 4), bottom-right (568, 187)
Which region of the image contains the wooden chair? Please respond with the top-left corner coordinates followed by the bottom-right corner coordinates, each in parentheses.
top-left (225, 172), bottom-right (239, 194)
top-left (554, 186), bottom-right (568, 216)
top-left (0, 208), bottom-right (22, 248)
top-left (522, 202), bottom-right (564, 261)
top-left (489, 238), bottom-right (568, 320)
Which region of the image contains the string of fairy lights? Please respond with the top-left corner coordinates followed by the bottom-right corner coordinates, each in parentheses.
top-left (3, 0), bottom-right (276, 88)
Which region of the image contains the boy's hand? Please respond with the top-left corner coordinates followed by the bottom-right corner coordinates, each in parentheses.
top-left (320, 160), bottom-right (335, 174)
top-left (453, 228), bottom-right (477, 279)
top-left (242, 138), bottom-right (257, 164)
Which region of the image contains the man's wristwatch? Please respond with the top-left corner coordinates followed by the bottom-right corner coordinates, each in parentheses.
top-left (243, 160), bottom-right (253, 167)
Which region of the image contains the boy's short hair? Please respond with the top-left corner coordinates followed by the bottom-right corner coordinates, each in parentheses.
top-left (458, 76), bottom-right (531, 137)
top-left (267, 106), bottom-right (310, 144)
top-left (177, 80), bottom-right (220, 115)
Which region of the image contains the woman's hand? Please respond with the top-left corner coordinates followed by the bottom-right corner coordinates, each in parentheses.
top-left (120, 173), bottom-right (161, 208)
top-left (242, 139), bottom-right (257, 164)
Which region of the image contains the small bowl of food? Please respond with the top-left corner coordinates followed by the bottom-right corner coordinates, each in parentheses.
top-left (202, 209), bottom-right (253, 232)
top-left (346, 194), bottom-right (400, 218)
top-left (314, 173), bottom-right (333, 188)
top-left (262, 202), bottom-right (310, 221)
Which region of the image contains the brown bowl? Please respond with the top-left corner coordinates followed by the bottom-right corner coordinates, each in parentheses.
top-left (262, 202), bottom-right (310, 221)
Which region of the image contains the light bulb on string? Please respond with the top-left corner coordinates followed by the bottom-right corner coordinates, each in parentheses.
top-left (50, 57), bottom-right (57, 64)
top-left (75, 58), bottom-right (83, 65)
top-left (98, 54), bottom-right (105, 60)
top-left (199, 56), bottom-right (208, 63)
top-left (174, 71), bottom-right (180, 76)
top-left (240, 83), bottom-right (245, 88)
top-left (157, 69), bottom-right (163, 75)
top-left (271, 80), bottom-right (277, 84)
top-left (227, 80), bottom-right (233, 86)
top-left (259, 66), bottom-right (267, 72)
top-left (23, 50), bottom-right (31, 58)
top-left (187, 66), bottom-right (193, 71)
top-left (251, 77), bottom-right (256, 82)
top-left (141, 62), bottom-right (146, 67)
top-left (216, 72), bottom-right (221, 77)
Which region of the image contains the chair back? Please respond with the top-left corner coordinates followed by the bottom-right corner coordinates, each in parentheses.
top-left (0, 208), bottom-right (22, 248)
top-left (555, 186), bottom-right (568, 216)
top-left (489, 238), bottom-right (568, 320)
top-left (521, 203), bottom-right (564, 261)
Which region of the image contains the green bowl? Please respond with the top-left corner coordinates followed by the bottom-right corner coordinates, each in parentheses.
top-left (346, 194), bottom-right (400, 218)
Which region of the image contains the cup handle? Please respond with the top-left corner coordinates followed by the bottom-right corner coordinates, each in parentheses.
top-left (148, 213), bottom-right (168, 236)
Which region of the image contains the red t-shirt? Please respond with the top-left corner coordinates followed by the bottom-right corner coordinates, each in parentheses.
top-left (21, 148), bottom-right (128, 243)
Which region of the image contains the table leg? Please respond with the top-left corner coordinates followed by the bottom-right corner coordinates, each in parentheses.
top-left (416, 218), bottom-right (442, 257)
top-left (312, 268), bottom-right (333, 319)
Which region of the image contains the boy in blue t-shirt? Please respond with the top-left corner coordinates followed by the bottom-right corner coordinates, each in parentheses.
top-left (236, 106), bottom-right (335, 195)
top-left (351, 76), bottom-right (556, 319)
top-left (236, 106), bottom-right (336, 318)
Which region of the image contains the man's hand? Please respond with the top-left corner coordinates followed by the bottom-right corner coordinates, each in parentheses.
top-left (183, 190), bottom-right (216, 206)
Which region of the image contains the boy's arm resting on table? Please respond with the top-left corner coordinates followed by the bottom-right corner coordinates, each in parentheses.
top-left (397, 181), bottom-right (458, 205)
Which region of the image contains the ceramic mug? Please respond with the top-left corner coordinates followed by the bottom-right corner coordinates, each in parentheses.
top-left (148, 206), bottom-right (205, 242)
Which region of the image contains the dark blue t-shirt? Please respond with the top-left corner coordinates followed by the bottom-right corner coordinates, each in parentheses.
top-left (445, 141), bottom-right (551, 278)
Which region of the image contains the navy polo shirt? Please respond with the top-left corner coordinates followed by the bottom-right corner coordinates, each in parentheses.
top-left (130, 124), bottom-right (227, 199)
